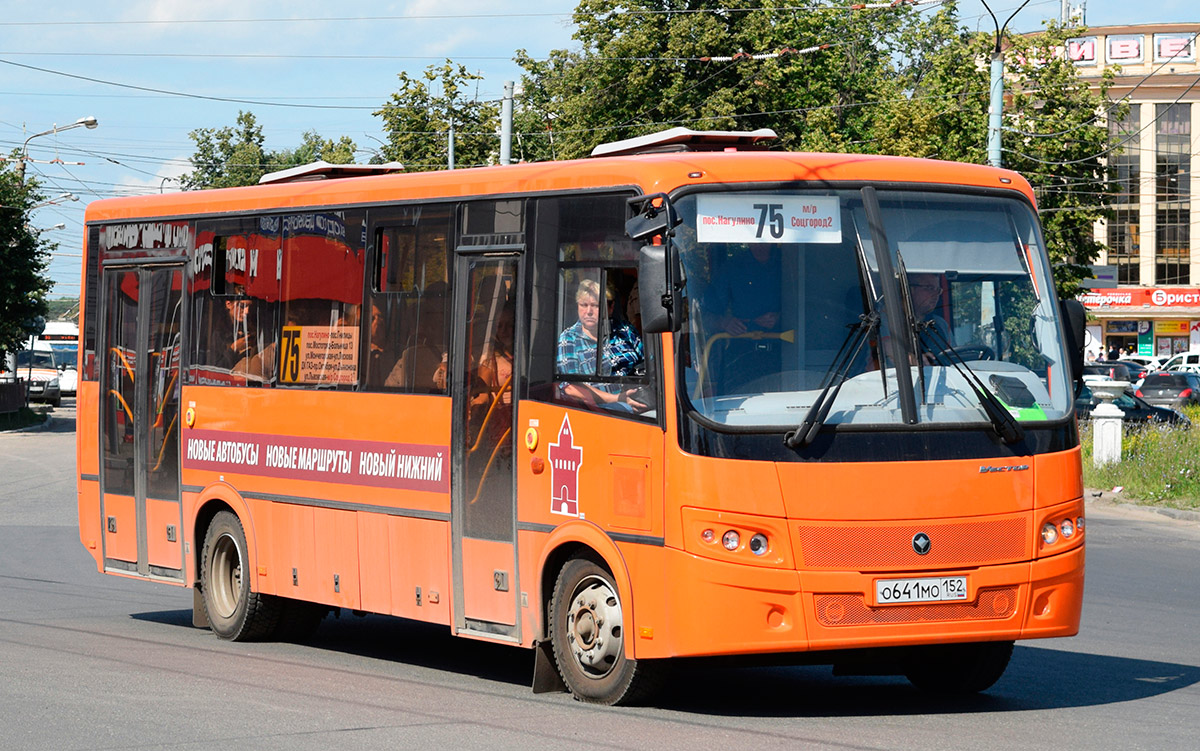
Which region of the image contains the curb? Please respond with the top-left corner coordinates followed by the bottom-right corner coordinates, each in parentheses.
top-left (0, 413), bottom-right (56, 433)
top-left (1085, 488), bottom-right (1200, 523)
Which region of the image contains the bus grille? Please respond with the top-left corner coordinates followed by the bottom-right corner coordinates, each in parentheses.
top-left (814, 586), bottom-right (1019, 627)
top-left (796, 517), bottom-right (1028, 569)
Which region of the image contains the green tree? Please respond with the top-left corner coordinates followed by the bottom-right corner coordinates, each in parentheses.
top-left (272, 131), bottom-right (358, 169)
top-left (181, 111), bottom-right (271, 189)
top-left (872, 6), bottom-right (991, 162)
top-left (0, 166), bottom-right (51, 357)
top-left (1002, 21), bottom-right (1122, 297)
top-left (375, 62), bottom-right (500, 171)
top-left (513, 0), bottom-right (927, 160)
top-left (181, 111), bottom-right (359, 189)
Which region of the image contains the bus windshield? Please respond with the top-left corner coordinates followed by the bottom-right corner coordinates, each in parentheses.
top-left (17, 350), bottom-right (57, 370)
top-left (675, 188), bottom-right (1072, 429)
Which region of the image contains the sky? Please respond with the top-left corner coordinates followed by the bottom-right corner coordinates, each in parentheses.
top-left (1, 0), bottom-right (1196, 300)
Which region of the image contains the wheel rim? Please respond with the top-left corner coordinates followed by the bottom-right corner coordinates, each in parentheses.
top-left (209, 532), bottom-right (243, 619)
top-left (566, 574), bottom-right (624, 680)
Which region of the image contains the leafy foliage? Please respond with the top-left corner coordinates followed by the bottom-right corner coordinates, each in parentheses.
top-left (0, 165), bottom-right (51, 357)
top-left (181, 111), bottom-right (358, 189)
top-left (514, 0), bottom-right (926, 160)
top-left (374, 62), bottom-right (500, 171)
top-left (1001, 21), bottom-right (1122, 297)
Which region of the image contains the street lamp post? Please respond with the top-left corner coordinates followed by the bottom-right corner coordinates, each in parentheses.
top-left (16, 116), bottom-right (99, 186)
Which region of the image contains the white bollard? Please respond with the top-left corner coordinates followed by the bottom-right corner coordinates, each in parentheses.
top-left (1090, 380), bottom-right (1128, 467)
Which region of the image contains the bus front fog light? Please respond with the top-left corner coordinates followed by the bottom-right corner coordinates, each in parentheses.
top-left (722, 530), bottom-right (740, 551)
top-left (1041, 522), bottom-right (1059, 545)
top-left (1060, 519), bottom-right (1075, 539)
top-left (749, 533), bottom-right (768, 556)
top-left (701, 528), bottom-right (715, 544)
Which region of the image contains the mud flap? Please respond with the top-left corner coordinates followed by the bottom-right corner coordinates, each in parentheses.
top-left (192, 586), bottom-right (210, 629)
top-left (531, 639), bottom-right (567, 693)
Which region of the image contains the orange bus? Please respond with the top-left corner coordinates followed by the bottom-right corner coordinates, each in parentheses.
top-left (77, 128), bottom-right (1087, 705)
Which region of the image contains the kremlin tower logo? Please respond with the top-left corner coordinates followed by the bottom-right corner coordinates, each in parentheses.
top-left (548, 415), bottom-right (582, 516)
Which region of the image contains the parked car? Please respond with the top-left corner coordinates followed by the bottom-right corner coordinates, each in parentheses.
top-left (1075, 385), bottom-right (1190, 428)
top-left (1161, 350), bottom-right (1200, 374)
top-left (1121, 354), bottom-right (1168, 373)
top-left (1082, 361), bottom-right (1136, 384)
top-left (1135, 371), bottom-right (1200, 411)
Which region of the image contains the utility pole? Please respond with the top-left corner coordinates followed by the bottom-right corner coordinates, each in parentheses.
top-left (983, 1), bottom-right (1031, 169)
top-left (500, 81), bottom-right (514, 166)
top-left (448, 118), bottom-right (455, 171)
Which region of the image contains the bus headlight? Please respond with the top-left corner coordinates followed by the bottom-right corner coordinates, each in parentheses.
top-left (1060, 519), bottom-right (1075, 539)
top-left (1041, 522), bottom-right (1059, 545)
top-left (721, 530), bottom-right (740, 551)
top-left (749, 533), bottom-right (769, 556)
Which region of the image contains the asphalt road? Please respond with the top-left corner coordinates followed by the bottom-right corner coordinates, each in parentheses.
top-left (2, 405), bottom-right (1199, 750)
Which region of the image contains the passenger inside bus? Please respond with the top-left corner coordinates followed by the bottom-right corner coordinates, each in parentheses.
top-left (699, 243), bottom-right (786, 393)
top-left (556, 278), bottom-right (646, 412)
top-left (386, 280), bottom-right (448, 393)
top-left (477, 304), bottom-right (515, 406)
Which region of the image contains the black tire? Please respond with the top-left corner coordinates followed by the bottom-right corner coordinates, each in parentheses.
top-left (200, 510), bottom-right (282, 641)
top-left (904, 640), bottom-right (1014, 695)
top-left (549, 555), bottom-right (661, 705)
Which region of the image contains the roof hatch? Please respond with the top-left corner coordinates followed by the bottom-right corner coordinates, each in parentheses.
top-left (257, 160), bottom-right (404, 185)
top-left (589, 127), bottom-right (778, 158)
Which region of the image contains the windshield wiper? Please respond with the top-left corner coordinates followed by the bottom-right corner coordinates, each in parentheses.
top-left (785, 311), bottom-right (879, 449)
top-left (919, 323), bottom-right (1025, 444)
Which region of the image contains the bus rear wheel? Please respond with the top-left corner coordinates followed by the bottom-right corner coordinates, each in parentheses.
top-left (200, 511), bottom-right (281, 641)
top-left (904, 640), bottom-right (1014, 694)
top-left (549, 556), bottom-right (659, 705)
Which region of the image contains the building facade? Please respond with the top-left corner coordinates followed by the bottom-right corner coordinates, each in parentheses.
top-left (1070, 24), bottom-right (1199, 358)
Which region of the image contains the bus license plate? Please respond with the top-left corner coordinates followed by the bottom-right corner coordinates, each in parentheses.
top-left (875, 576), bottom-right (967, 605)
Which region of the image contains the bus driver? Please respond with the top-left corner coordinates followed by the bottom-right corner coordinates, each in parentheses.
top-left (556, 279), bottom-right (645, 411)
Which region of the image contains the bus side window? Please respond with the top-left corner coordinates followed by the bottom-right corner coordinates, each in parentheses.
top-left (527, 193), bottom-right (656, 418)
top-left (365, 204), bottom-right (452, 394)
top-left (276, 210), bottom-right (366, 389)
top-left (188, 217), bottom-right (281, 387)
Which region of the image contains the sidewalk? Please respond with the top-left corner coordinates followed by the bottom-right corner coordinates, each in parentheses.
top-left (1085, 487), bottom-right (1200, 524)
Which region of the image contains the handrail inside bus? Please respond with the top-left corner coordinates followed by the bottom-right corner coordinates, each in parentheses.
top-left (468, 374), bottom-right (514, 455)
top-left (468, 426), bottom-right (513, 506)
top-left (111, 347), bottom-right (135, 384)
top-left (108, 389), bottom-right (134, 423)
top-left (694, 330), bottom-right (796, 399)
top-left (154, 368), bottom-right (178, 424)
top-left (150, 412), bottom-right (179, 472)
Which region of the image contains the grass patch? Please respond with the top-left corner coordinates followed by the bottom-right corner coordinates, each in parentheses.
top-left (0, 406), bottom-right (49, 432)
top-left (1080, 405), bottom-right (1200, 511)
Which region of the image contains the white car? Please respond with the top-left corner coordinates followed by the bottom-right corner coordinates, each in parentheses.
top-left (56, 365), bottom-right (77, 395)
top-left (1160, 350), bottom-right (1200, 374)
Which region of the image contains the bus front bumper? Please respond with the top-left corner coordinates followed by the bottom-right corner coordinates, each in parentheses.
top-left (642, 543), bottom-right (1083, 660)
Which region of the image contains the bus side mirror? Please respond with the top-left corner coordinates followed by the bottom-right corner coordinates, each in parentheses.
top-left (1060, 298), bottom-right (1086, 384)
top-left (638, 245), bottom-right (683, 334)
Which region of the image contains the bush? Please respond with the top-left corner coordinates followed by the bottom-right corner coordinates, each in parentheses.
top-left (1080, 406), bottom-right (1200, 510)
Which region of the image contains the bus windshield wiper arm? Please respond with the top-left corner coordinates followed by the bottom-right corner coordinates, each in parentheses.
top-left (920, 323), bottom-right (1024, 444)
top-left (785, 311), bottom-right (879, 449)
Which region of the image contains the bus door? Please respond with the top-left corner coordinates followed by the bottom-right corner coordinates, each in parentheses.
top-left (98, 263), bottom-right (185, 580)
top-left (450, 252), bottom-right (522, 640)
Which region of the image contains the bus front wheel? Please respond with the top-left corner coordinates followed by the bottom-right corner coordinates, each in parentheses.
top-left (200, 511), bottom-right (281, 641)
top-left (904, 640), bottom-right (1014, 694)
top-left (549, 555), bottom-right (659, 705)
